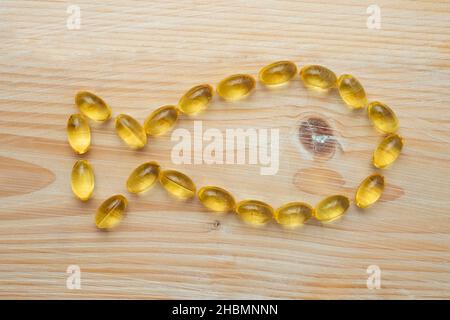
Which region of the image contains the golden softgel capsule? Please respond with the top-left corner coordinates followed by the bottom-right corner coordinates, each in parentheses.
top-left (355, 174), bottom-right (385, 208)
top-left (71, 160), bottom-right (94, 201)
top-left (178, 84), bottom-right (213, 115)
top-left (337, 74), bottom-right (367, 109)
top-left (274, 202), bottom-right (313, 227)
top-left (217, 74), bottom-right (255, 101)
top-left (259, 61), bottom-right (297, 86)
top-left (300, 65), bottom-right (337, 90)
top-left (235, 200), bottom-right (273, 225)
top-left (75, 91), bottom-right (111, 121)
top-left (126, 162), bottom-right (160, 194)
top-left (95, 195), bottom-right (128, 229)
top-left (67, 114), bottom-right (90, 154)
top-left (115, 114), bottom-right (147, 149)
top-left (368, 101), bottom-right (399, 133)
top-left (144, 105), bottom-right (178, 136)
top-left (198, 186), bottom-right (236, 213)
top-left (160, 170), bottom-right (196, 199)
top-left (373, 133), bottom-right (403, 168)
top-left (314, 195), bottom-right (349, 221)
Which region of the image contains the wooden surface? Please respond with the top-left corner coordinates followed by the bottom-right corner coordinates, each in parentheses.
top-left (1, 0), bottom-right (450, 299)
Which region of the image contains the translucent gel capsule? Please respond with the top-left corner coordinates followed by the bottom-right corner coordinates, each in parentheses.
top-left (373, 133), bottom-right (403, 169)
top-left (144, 105), bottom-right (178, 136)
top-left (259, 61), bottom-right (297, 86)
top-left (355, 174), bottom-right (385, 208)
top-left (274, 202), bottom-right (313, 227)
top-left (337, 74), bottom-right (367, 109)
top-left (178, 84), bottom-right (213, 115)
top-left (198, 186), bottom-right (236, 213)
top-left (367, 101), bottom-right (399, 133)
top-left (75, 91), bottom-right (111, 121)
top-left (115, 114), bottom-right (147, 149)
top-left (67, 114), bottom-right (91, 154)
top-left (159, 170), bottom-right (196, 199)
top-left (71, 160), bottom-right (94, 201)
top-left (314, 195), bottom-right (349, 222)
top-left (235, 200), bottom-right (273, 225)
top-left (300, 65), bottom-right (337, 90)
top-left (217, 74), bottom-right (255, 101)
top-left (95, 195), bottom-right (128, 229)
top-left (126, 162), bottom-right (160, 194)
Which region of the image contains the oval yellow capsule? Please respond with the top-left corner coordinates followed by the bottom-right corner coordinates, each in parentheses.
top-left (71, 160), bottom-right (94, 201)
top-left (259, 61), bottom-right (297, 86)
top-left (159, 170), bottom-right (196, 199)
top-left (178, 84), bottom-right (213, 115)
top-left (274, 202), bottom-right (313, 227)
top-left (217, 74), bottom-right (255, 101)
top-left (198, 186), bottom-right (236, 213)
top-left (235, 200), bottom-right (273, 225)
top-left (126, 162), bottom-right (160, 194)
top-left (75, 91), bottom-right (111, 121)
top-left (367, 101), bottom-right (399, 133)
top-left (144, 105), bottom-right (178, 136)
top-left (67, 114), bottom-right (91, 154)
top-left (355, 174), bottom-right (385, 208)
top-left (95, 195), bottom-right (128, 229)
top-left (115, 114), bottom-right (147, 149)
top-left (337, 74), bottom-right (367, 109)
top-left (300, 65), bottom-right (337, 90)
top-left (373, 134), bottom-right (403, 169)
top-left (315, 195), bottom-right (350, 222)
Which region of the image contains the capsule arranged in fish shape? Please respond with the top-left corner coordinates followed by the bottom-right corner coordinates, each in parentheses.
top-left (300, 65), bottom-right (337, 90)
top-left (126, 162), bottom-right (160, 194)
top-left (198, 186), bottom-right (236, 213)
top-left (217, 74), bottom-right (255, 101)
top-left (337, 74), bottom-right (367, 109)
top-left (235, 200), bottom-right (273, 225)
top-left (159, 169), bottom-right (196, 199)
top-left (274, 202), bottom-right (313, 227)
top-left (95, 194), bottom-right (128, 229)
top-left (178, 84), bottom-right (213, 115)
top-left (373, 134), bottom-right (403, 169)
top-left (115, 114), bottom-right (147, 149)
top-left (144, 105), bottom-right (178, 136)
top-left (367, 101), bottom-right (399, 133)
top-left (314, 195), bottom-right (349, 222)
top-left (75, 91), bottom-right (112, 121)
top-left (67, 114), bottom-right (91, 154)
top-left (259, 61), bottom-right (297, 86)
top-left (355, 174), bottom-right (385, 208)
top-left (71, 159), bottom-right (94, 201)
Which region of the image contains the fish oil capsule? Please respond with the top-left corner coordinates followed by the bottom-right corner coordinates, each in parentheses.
top-left (314, 195), bottom-right (349, 222)
top-left (67, 114), bottom-right (91, 154)
top-left (71, 160), bottom-right (94, 201)
top-left (115, 114), bottom-right (147, 149)
top-left (198, 186), bottom-right (236, 213)
top-left (355, 174), bottom-right (385, 208)
top-left (300, 65), bottom-right (337, 90)
top-left (126, 162), bottom-right (160, 194)
top-left (75, 91), bottom-right (111, 121)
top-left (217, 74), bottom-right (255, 101)
top-left (178, 84), bottom-right (213, 115)
top-left (144, 105), bottom-right (178, 136)
top-left (235, 200), bottom-right (273, 225)
top-left (95, 195), bottom-right (128, 229)
top-left (274, 202), bottom-right (313, 227)
top-left (367, 101), bottom-right (399, 133)
top-left (159, 169), bottom-right (196, 199)
top-left (337, 74), bottom-right (367, 109)
top-left (373, 133), bottom-right (403, 168)
top-left (259, 61), bottom-right (297, 86)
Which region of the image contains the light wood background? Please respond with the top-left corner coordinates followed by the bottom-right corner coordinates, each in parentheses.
top-left (1, 0), bottom-right (449, 299)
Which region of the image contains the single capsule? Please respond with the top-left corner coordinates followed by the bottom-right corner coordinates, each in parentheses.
top-left (178, 84), bottom-right (213, 115)
top-left (144, 105), bottom-right (178, 136)
top-left (95, 195), bottom-right (128, 229)
top-left (235, 200), bottom-right (273, 225)
top-left (159, 169), bottom-right (196, 199)
top-left (300, 65), bottom-right (337, 90)
top-left (67, 114), bottom-right (91, 154)
top-left (373, 134), bottom-right (403, 169)
top-left (217, 74), bottom-right (255, 101)
top-left (115, 114), bottom-right (147, 149)
top-left (259, 61), bottom-right (297, 86)
top-left (126, 162), bottom-right (160, 194)
top-left (314, 195), bottom-right (349, 222)
top-left (71, 160), bottom-right (94, 201)
top-left (75, 91), bottom-right (111, 121)
top-left (337, 74), bottom-right (367, 109)
top-left (367, 101), bottom-right (399, 133)
top-left (274, 202), bottom-right (313, 227)
top-left (355, 174), bottom-right (385, 208)
top-left (198, 186), bottom-right (236, 213)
